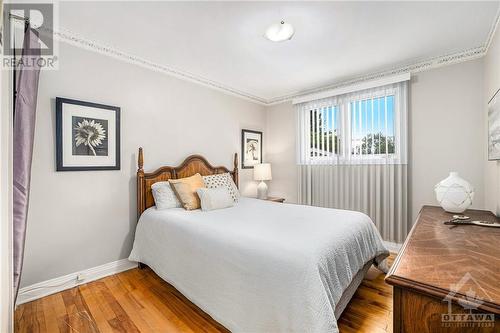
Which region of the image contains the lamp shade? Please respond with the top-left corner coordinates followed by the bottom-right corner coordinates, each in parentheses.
top-left (254, 163), bottom-right (272, 181)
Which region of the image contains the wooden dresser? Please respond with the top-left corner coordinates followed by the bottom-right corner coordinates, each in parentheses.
top-left (385, 206), bottom-right (500, 333)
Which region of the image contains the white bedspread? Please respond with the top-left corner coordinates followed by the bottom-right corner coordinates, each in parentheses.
top-left (129, 198), bottom-right (388, 333)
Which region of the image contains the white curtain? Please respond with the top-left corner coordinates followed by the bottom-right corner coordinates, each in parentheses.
top-left (297, 81), bottom-right (410, 243)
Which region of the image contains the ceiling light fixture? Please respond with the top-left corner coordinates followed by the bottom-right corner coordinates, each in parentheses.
top-left (264, 20), bottom-right (294, 42)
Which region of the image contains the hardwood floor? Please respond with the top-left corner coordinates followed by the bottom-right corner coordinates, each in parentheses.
top-left (15, 255), bottom-right (394, 333)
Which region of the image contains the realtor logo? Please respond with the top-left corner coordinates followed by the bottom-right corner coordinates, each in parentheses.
top-left (441, 272), bottom-right (495, 328)
top-left (2, 2), bottom-right (58, 69)
top-left (3, 3), bottom-right (53, 55)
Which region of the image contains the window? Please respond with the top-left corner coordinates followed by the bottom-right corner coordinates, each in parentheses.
top-left (309, 106), bottom-right (340, 157)
top-left (297, 82), bottom-right (407, 165)
top-left (350, 95), bottom-right (395, 156)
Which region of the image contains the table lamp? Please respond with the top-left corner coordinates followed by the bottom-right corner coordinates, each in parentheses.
top-left (254, 163), bottom-right (272, 199)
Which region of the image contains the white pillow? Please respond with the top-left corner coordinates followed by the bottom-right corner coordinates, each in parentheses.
top-left (151, 181), bottom-right (182, 210)
top-left (203, 173), bottom-right (240, 202)
top-left (196, 187), bottom-right (234, 211)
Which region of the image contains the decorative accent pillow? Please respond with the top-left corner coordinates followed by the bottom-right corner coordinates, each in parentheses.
top-left (197, 187), bottom-right (234, 211)
top-left (203, 173), bottom-right (240, 202)
top-left (169, 173), bottom-right (205, 210)
top-left (151, 181), bottom-right (182, 210)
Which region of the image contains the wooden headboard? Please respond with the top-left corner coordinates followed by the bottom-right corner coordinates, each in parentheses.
top-left (136, 147), bottom-right (238, 219)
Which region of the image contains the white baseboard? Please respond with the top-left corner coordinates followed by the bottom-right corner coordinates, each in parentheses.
top-left (383, 241), bottom-right (402, 254)
top-left (17, 242), bottom-right (400, 306)
top-left (16, 259), bottom-right (137, 306)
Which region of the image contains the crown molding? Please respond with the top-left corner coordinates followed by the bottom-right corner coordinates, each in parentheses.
top-left (53, 28), bottom-right (268, 105)
top-left (52, 8), bottom-right (499, 106)
top-left (268, 45), bottom-right (486, 105)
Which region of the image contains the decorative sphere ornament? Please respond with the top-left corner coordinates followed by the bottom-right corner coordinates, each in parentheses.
top-left (434, 172), bottom-right (474, 213)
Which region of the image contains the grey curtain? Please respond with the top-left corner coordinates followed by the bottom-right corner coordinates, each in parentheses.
top-left (298, 164), bottom-right (410, 243)
top-left (13, 25), bottom-right (41, 299)
top-left (296, 81), bottom-right (409, 243)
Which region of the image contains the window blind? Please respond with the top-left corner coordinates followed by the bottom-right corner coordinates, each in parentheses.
top-left (297, 81), bottom-right (407, 165)
top-left (296, 80), bottom-right (410, 243)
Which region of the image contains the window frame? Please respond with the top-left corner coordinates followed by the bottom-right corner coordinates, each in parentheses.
top-left (308, 105), bottom-right (341, 160)
top-left (303, 85), bottom-right (403, 165)
top-left (345, 87), bottom-right (400, 164)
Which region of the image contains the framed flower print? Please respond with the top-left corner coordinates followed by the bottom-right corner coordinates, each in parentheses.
top-left (56, 97), bottom-right (120, 171)
top-left (241, 129), bottom-right (262, 169)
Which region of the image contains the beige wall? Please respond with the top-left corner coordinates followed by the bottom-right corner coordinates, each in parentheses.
top-left (21, 43), bottom-right (266, 287)
top-left (484, 27), bottom-right (500, 214)
top-left (265, 102), bottom-right (298, 203)
top-left (266, 59), bottom-right (486, 225)
top-left (409, 60), bottom-right (484, 221)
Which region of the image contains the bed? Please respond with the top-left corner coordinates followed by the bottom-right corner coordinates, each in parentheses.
top-left (129, 148), bottom-right (389, 333)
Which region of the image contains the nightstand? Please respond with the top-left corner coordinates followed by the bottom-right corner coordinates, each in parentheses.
top-left (263, 196), bottom-right (285, 203)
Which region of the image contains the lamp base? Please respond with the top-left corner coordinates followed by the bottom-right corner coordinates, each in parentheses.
top-left (257, 181), bottom-right (268, 199)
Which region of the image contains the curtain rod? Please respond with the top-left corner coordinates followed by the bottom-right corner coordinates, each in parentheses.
top-left (9, 13), bottom-right (30, 22)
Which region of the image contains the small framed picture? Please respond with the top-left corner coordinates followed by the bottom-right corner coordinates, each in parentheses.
top-left (489, 88), bottom-right (500, 160)
top-left (241, 129), bottom-right (262, 169)
top-left (56, 97), bottom-right (120, 171)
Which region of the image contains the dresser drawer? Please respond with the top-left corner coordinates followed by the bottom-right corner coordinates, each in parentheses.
top-left (386, 206), bottom-right (500, 333)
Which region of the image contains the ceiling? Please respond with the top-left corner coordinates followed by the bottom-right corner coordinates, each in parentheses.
top-left (59, 1), bottom-right (500, 104)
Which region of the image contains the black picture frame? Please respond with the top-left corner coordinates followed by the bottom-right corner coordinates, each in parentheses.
top-left (56, 97), bottom-right (121, 171)
top-left (241, 129), bottom-right (263, 169)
